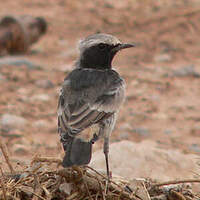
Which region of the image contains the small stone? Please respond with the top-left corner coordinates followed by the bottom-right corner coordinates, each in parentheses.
top-left (0, 56), bottom-right (41, 70)
top-left (0, 114), bottom-right (27, 129)
top-left (35, 79), bottom-right (54, 89)
top-left (132, 127), bottom-right (150, 136)
top-left (13, 144), bottom-right (30, 155)
top-left (154, 54), bottom-right (171, 62)
top-left (189, 144), bottom-right (200, 153)
top-left (32, 94), bottom-right (50, 101)
top-left (118, 132), bottom-right (130, 140)
top-left (119, 123), bottom-right (132, 131)
top-left (191, 126), bottom-right (200, 137)
top-left (33, 120), bottom-right (48, 129)
top-left (0, 73), bottom-right (6, 81)
top-left (59, 183), bottom-right (72, 195)
top-left (163, 129), bottom-right (172, 135)
top-left (172, 65), bottom-right (200, 78)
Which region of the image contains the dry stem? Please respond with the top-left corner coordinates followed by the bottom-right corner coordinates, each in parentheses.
top-left (0, 138), bottom-right (14, 174)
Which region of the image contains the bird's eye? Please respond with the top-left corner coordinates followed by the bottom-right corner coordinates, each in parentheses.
top-left (98, 43), bottom-right (106, 50)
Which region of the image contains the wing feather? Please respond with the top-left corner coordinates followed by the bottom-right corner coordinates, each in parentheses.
top-left (58, 69), bottom-right (125, 136)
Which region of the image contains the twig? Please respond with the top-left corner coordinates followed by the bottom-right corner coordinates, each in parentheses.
top-left (0, 139), bottom-right (14, 174)
top-left (83, 181), bottom-right (93, 200)
top-left (42, 186), bottom-right (52, 200)
top-left (86, 166), bottom-right (127, 191)
top-left (0, 165), bottom-right (7, 200)
top-left (66, 191), bottom-right (80, 200)
top-left (153, 179), bottom-right (200, 187)
top-left (32, 174), bottom-right (43, 200)
top-left (31, 156), bottom-right (62, 165)
top-left (20, 187), bottom-right (46, 200)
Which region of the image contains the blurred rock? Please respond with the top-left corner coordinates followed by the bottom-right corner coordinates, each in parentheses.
top-left (117, 132), bottom-right (130, 140)
top-left (32, 94), bottom-right (50, 101)
top-left (90, 140), bottom-right (198, 181)
top-left (132, 127), bottom-right (150, 136)
top-left (189, 144), bottom-right (200, 153)
top-left (0, 57), bottom-right (41, 70)
top-left (33, 120), bottom-right (48, 129)
top-left (12, 143), bottom-right (30, 155)
top-left (35, 79), bottom-right (54, 89)
top-left (0, 114), bottom-right (27, 129)
top-left (119, 123), bottom-right (132, 131)
top-left (154, 54), bottom-right (171, 62)
top-left (163, 129), bottom-right (173, 135)
top-left (172, 65), bottom-right (200, 78)
top-left (0, 73), bottom-right (6, 81)
top-left (191, 126), bottom-right (200, 137)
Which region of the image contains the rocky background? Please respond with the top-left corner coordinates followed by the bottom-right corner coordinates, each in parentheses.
top-left (1, 0), bottom-right (200, 186)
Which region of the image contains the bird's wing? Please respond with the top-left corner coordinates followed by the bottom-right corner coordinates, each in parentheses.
top-left (58, 89), bottom-right (113, 135)
top-left (58, 73), bottom-right (124, 135)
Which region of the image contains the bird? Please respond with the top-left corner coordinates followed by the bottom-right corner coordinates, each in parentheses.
top-left (57, 33), bottom-right (134, 179)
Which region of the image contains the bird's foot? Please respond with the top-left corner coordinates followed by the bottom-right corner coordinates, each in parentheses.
top-left (90, 133), bottom-right (99, 144)
top-left (105, 171), bottom-right (112, 194)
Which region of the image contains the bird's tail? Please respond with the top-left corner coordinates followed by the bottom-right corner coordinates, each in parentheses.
top-left (61, 135), bottom-right (93, 167)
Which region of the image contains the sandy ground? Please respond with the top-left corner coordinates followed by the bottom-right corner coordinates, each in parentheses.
top-left (1, 0), bottom-right (200, 175)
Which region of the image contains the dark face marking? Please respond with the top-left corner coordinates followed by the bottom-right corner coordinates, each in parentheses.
top-left (79, 43), bottom-right (120, 70)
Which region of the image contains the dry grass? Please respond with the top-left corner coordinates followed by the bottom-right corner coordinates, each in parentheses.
top-left (0, 143), bottom-right (200, 200)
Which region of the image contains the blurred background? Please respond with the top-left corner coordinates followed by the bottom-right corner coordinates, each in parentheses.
top-left (1, 0), bottom-right (200, 177)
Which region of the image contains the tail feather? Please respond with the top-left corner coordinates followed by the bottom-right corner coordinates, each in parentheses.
top-left (62, 137), bottom-right (92, 167)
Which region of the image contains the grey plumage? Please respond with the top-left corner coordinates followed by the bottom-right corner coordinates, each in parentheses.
top-left (58, 33), bottom-right (134, 177)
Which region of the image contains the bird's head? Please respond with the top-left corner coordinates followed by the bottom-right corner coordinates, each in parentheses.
top-left (77, 33), bottom-right (135, 70)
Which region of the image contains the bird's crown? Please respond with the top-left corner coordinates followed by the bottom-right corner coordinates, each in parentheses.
top-left (79, 33), bottom-right (121, 53)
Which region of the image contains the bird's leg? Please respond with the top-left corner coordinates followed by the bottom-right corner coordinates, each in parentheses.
top-left (104, 136), bottom-right (110, 181)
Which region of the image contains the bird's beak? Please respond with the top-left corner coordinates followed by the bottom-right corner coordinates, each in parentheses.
top-left (112, 43), bottom-right (135, 52)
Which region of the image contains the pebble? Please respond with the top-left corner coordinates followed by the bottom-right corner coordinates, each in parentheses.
top-left (163, 129), bottom-right (173, 135)
top-left (33, 120), bottom-right (48, 129)
top-left (0, 114), bottom-right (27, 129)
top-left (0, 73), bottom-right (6, 81)
top-left (119, 123), bottom-right (132, 131)
top-left (132, 127), bottom-right (150, 136)
top-left (191, 126), bottom-right (200, 137)
top-left (59, 183), bottom-right (72, 195)
top-left (35, 79), bottom-right (54, 89)
top-left (32, 94), bottom-right (50, 102)
top-left (13, 143), bottom-right (30, 155)
top-left (189, 144), bottom-right (200, 153)
top-left (0, 56), bottom-right (41, 70)
top-left (154, 54), bottom-right (171, 62)
top-left (172, 65), bottom-right (200, 78)
top-left (118, 132), bottom-right (130, 140)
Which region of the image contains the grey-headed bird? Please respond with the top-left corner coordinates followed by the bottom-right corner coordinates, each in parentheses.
top-left (58, 33), bottom-right (134, 178)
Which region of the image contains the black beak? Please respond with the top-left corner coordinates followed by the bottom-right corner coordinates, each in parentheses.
top-left (112, 43), bottom-right (135, 52)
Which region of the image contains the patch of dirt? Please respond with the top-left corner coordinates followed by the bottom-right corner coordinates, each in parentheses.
top-left (1, 0), bottom-right (200, 183)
